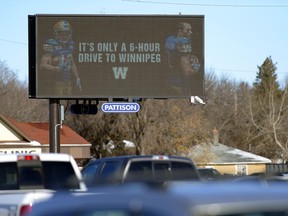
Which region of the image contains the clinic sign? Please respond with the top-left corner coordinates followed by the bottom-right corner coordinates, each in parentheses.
top-left (0, 148), bottom-right (42, 154)
top-left (29, 15), bottom-right (204, 99)
top-left (101, 102), bottom-right (140, 113)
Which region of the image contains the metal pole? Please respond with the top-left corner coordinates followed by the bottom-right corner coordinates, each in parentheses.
top-left (49, 99), bottom-right (60, 153)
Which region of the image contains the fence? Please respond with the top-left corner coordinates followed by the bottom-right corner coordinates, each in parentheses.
top-left (266, 163), bottom-right (288, 173)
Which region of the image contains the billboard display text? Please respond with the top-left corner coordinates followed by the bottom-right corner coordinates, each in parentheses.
top-left (29, 15), bottom-right (204, 99)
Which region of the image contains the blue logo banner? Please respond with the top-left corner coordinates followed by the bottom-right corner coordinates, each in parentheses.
top-left (101, 102), bottom-right (140, 113)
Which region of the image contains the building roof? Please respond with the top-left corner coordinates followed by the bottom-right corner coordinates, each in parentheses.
top-left (0, 113), bottom-right (90, 145)
top-left (191, 143), bottom-right (271, 164)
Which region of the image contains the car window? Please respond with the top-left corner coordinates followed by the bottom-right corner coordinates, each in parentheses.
top-left (99, 161), bottom-right (123, 184)
top-left (100, 161), bottom-right (122, 177)
top-left (171, 162), bottom-right (199, 180)
top-left (42, 161), bottom-right (81, 190)
top-left (198, 168), bottom-right (221, 181)
top-left (154, 162), bottom-right (171, 181)
top-left (19, 167), bottom-right (43, 186)
top-left (126, 161), bottom-right (198, 182)
top-left (0, 162), bottom-right (45, 190)
top-left (0, 161), bottom-right (81, 190)
top-left (198, 169), bottom-right (213, 178)
top-left (0, 162), bottom-right (18, 190)
top-left (213, 169), bottom-right (222, 176)
top-left (81, 161), bottom-right (101, 186)
top-left (125, 161), bottom-right (153, 182)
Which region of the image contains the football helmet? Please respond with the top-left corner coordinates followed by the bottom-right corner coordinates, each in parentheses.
top-left (54, 20), bottom-right (72, 44)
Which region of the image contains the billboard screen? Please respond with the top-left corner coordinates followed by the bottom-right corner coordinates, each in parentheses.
top-left (29, 15), bottom-right (204, 99)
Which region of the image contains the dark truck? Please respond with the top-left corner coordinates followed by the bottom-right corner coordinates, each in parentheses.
top-left (81, 155), bottom-right (200, 187)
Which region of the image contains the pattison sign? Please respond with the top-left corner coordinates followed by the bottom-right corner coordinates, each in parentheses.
top-left (101, 102), bottom-right (140, 113)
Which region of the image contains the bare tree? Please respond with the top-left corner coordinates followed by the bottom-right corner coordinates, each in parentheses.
top-left (0, 60), bottom-right (48, 122)
top-left (249, 57), bottom-right (288, 161)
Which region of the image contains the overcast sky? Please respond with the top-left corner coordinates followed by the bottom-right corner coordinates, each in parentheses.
top-left (1, 0), bottom-right (287, 85)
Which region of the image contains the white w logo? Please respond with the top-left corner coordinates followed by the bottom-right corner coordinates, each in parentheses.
top-left (112, 67), bottom-right (128, 79)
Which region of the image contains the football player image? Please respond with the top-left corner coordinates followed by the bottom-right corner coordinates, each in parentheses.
top-left (165, 22), bottom-right (200, 95)
top-left (40, 20), bottom-right (81, 96)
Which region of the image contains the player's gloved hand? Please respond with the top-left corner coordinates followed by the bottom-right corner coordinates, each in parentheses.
top-left (76, 78), bottom-right (82, 91)
top-left (191, 63), bottom-right (201, 72)
top-left (189, 55), bottom-right (200, 72)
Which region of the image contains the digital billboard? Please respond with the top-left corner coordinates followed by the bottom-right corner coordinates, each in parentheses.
top-left (29, 15), bottom-right (204, 99)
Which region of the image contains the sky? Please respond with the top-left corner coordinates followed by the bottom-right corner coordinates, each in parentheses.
top-left (1, 0), bottom-right (288, 85)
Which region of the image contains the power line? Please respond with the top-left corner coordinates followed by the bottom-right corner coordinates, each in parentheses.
top-left (0, 38), bottom-right (27, 46)
top-left (214, 68), bottom-right (256, 73)
top-left (213, 68), bottom-right (288, 75)
top-left (122, 0), bottom-right (288, 8)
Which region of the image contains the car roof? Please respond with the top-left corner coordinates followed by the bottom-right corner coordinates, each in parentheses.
top-left (88, 155), bottom-right (193, 162)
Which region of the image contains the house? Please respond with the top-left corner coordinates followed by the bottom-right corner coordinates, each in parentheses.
top-left (0, 113), bottom-right (91, 165)
top-left (186, 129), bottom-right (272, 176)
top-left (189, 142), bottom-right (272, 175)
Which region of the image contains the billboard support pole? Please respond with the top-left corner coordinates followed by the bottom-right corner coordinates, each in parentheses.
top-left (49, 99), bottom-right (60, 153)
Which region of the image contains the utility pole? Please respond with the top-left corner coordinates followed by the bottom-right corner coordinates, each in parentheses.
top-left (49, 99), bottom-right (60, 153)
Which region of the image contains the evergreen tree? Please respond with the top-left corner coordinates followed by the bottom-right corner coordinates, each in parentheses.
top-left (253, 56), bottom-right (280, 97)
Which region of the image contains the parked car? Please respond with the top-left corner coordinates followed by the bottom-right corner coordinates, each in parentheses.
top-left (28, 183), bottom-right (191, 216)
top-left (81, 155), bottom-right (201, 187)
top-left (197, 167), bottom-right (223, 181)
top-left (233, 172), bottom-right (288, 185)
top-left (250, 171), bottom-right (288, 180)
top-left (28, 180), bottom-right (288, 216)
